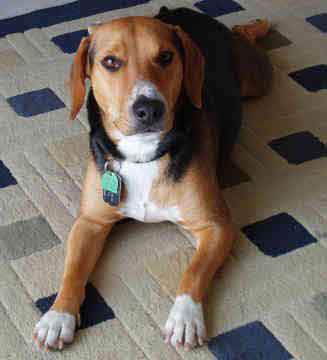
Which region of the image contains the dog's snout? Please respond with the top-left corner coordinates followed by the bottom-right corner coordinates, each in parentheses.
top-left (133, 95), bottom-right (165, 126)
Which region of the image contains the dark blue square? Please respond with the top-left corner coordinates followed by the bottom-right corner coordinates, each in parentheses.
top-left (268, 131), bottom-right (326, 165)
top-left (79, 0), bottom-right (150, 15)
top-left (194, 0), bottom-right (244, 17)
top-left (0, 0), bottom-right (151, 38)
top-left (208, 321), bottom-right (293, 360)
top-left (7, 88), bottom-right (65, 117)
top-left (306, 13), bottom-right (327, 33)
top-left (52, 29), bottom-right (88, 54)
top-left (0, 160), bottom-right (17, 189)
top-left (35, 283), bottom-right (115, 329)
top-left (289, 65), bottom-right (327, 92)
top-left (242, 213), bottom-right (317, 257)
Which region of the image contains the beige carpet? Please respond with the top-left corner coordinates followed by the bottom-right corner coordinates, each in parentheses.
top-left (0, 0), bottom-right (327, 359)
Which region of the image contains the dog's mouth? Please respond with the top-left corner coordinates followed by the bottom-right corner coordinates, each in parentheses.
top-left (135, 121), bottom-right (165, 134)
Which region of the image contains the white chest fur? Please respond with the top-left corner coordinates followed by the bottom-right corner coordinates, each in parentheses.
top-left (115, 160), bottom-right (181, 223)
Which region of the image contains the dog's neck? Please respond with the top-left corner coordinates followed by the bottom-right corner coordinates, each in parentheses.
top-left (87, 88), bottom-right (198, 182)
top-left (110, 130), bottom-right (162, 163)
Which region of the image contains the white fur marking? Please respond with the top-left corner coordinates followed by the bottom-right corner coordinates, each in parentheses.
top-left (165, 295), bottom-right (206, 349)
top-left (34, 310), bottom-right (76, 349)
top-left (113, 159), bottom-right (181, 223)
top-left (116, 132), bottom-right (161, 163)
top-left (130, 80), bottom-right (165, 103)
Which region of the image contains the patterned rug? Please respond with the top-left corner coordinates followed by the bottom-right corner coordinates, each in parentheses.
top-left (0, 1), bottom-right (327, 359)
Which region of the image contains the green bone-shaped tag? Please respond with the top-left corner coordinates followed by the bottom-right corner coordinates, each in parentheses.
top-left (101, 171), bottom-right (119, 193)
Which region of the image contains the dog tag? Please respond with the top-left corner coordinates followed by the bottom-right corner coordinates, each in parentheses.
top-left (101, 171), bottom-right (122, 206)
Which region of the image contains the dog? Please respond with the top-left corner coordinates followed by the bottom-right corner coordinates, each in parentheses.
top-left (33, 7), bottom-right (272, 351)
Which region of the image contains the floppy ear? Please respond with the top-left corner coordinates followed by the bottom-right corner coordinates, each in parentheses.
top-left (174, 26), bottom-right (205, 109)
top-left (69, 36), bottom-right (90, 120)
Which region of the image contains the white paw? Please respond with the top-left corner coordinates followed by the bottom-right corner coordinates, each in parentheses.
top-left (33, 310), bottom-right (76, 350)
top-left (164, 295), bottom-right (206, 351)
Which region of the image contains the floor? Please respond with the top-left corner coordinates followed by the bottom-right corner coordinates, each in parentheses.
top-left (0, 0), bottom-right (327, 359)
top-left (0, 0), bottom-right (74, 20)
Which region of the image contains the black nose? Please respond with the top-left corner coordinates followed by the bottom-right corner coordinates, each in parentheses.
top-left (132, 95), bottom-right (165, 126)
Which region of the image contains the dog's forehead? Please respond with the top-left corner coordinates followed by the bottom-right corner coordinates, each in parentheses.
top-left (91, 17), bottom-right (174, 50)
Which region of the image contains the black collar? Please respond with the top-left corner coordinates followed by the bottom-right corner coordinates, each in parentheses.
top-left (87, 89), bottom-right (198, 182)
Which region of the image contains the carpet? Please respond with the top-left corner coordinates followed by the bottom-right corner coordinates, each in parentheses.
top-left (0, 0), bottom-right (326, 359)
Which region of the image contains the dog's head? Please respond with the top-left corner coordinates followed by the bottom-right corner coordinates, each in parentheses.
top-left (70, 16), bottom-right (204, 141)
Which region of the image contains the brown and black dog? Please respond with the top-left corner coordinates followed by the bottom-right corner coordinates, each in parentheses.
top-left (33, 7), bottom-right (272, 352)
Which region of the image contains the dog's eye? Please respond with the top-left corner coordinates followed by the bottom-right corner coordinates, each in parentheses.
top-left (157, 51), bottom-right (173, 67)
top-left (102, 56), bottom-right (123, 72)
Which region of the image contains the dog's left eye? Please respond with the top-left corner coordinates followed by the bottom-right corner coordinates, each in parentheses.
top-left (102, 56), bottom-right (123, 72)
top-left (157, 51), bottom-right (174, 67)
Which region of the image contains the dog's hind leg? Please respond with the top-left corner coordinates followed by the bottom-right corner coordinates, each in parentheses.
top-left (231, 20), bottom-right (273, 98)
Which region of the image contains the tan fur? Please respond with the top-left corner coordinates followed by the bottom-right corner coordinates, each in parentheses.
top-left (69, 37), bottom-right (90, 120)
top-left (70, 18), bottom-right (185, 137)
top-left (150, 111), bottom-right (235, 301)
top-left (173, 26), bottom-right (205, 109)
top-left (37, 16), bottom-right (272, 350)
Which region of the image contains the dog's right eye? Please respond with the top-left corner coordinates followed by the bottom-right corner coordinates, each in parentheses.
top-left (101, 56), bottom-right (123, 72)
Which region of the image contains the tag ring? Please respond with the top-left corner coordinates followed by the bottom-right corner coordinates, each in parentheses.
top-left (104, 159), bottom-right (121, 172)
top-left (104, 160), bottom-right (111, 172)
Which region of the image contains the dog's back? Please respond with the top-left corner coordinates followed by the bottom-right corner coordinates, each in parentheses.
top-left (156, 6), bottom-right (242, 170)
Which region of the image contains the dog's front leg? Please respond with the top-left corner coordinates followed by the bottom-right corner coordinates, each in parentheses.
top-left (165, 221), bottom-right (235, 351)
top-left (33, 215), bottom-right (114, 350)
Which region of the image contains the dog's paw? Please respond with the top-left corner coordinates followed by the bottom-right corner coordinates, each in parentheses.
top-left (164, 295), bottom-right (206, 351)
top-left (33, 310), bottom-right (76, 351)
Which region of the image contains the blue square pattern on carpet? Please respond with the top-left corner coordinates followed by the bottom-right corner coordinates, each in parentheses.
top-left (52, 29), bottom-right (88, 54)
top-left (0, 160), bottom-right (17, 189)
top-left (35, 283), bottom-right (115, 329)
top-left (289, 65), bottom-right (327, 92)
top-left (0, 0), bottom-right (151, 38)
top-left (7, 88), bottom-right (65, 117)
top-left (306, 13), bottom-right (327, 33)
top-left (194, 0), bottom-right (244, 17)
top-left (268, 131), bottom-right (326, 165)
top-left (79, 0), bottom-right (150, 16)
top-left (208, 321), bottom-right (293, 360)
top-left (242, 212), bottom-right (317, 257)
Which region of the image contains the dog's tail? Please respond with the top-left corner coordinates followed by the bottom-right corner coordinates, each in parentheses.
top-left (232, 19), bottom-right (273, 98)
top-left (232, 19), bottom-right (270, 44)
